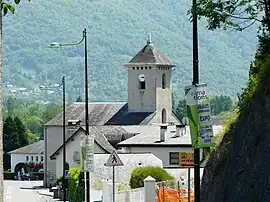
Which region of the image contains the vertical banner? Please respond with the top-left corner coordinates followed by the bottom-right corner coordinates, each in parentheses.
top-left (80, 135), bottom-right (94, 172)
top-left (80, 135), bottom-right (86, 171)
top-left (185, 83), bottom-right (214, 148)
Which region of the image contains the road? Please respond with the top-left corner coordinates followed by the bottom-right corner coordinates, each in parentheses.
top-left (4, 180), bottom-right (47, 202)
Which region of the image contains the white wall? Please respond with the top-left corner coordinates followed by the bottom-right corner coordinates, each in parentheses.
top-left (54, 131), bottom-right (106, 177)
top-left (44, 126), bottom-right (63, 186)
top-left (10, 153), bottom-right (43, 173)
top-left (122, 146), bottom-right (203, 168)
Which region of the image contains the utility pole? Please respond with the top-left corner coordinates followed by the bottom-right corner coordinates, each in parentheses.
top-left (192, 0), bottom-right (200, 201)
top-left (62, 76), bottom-right (66, 202)
top-left (83, 28), bottom-right (91, 202)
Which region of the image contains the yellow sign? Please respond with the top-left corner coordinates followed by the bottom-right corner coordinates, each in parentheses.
top-left (179, 152), bottom-right (194, 168)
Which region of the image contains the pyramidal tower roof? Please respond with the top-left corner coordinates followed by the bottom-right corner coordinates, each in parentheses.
top-left (128, 34), bottom-right (174, 66)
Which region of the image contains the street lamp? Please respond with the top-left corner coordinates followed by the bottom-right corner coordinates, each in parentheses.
top-left (49, 28), bottom-right (90, 202)
top-left (40, 77), bottom-right (66, 201)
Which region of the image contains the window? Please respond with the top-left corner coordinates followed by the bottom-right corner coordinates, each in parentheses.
top-left (36, 156), bottom-right (39, 162)
top-left (31, 156), bottom-right (33, 162)
top-left (169, 152), bottom-right (179, 165)
top-left (162, 73), bottom-right (166, 89)
top-left (41, 156), bottom-right (44, 162)
top-left (139, 81), bottom-right (145, 90)
top-left (162, 108), bottom-right (167, 123)
top-left (26, 156), bottom-right (29, 161)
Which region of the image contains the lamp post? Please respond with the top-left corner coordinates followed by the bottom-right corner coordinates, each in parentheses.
top-left (192, 0), bottom-right (200, 200)
top-left (40, 77), bottom-right (66, 202)
top-left (49, 28), bottom-right (91, 202)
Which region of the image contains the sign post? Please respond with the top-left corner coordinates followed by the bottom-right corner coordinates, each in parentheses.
top-left (104, 150), bottom-right (124, 202)
top-left (81, 135), bottom-right (94, 202)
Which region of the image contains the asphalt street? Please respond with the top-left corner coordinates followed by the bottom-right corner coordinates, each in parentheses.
top-left (4, 180), bottom-right (47, 202)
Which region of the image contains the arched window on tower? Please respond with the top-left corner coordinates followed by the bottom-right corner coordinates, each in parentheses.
top-left (162, 108), bottom-right (167, 123)
top-left (162, 73), bottom-right (166, 89)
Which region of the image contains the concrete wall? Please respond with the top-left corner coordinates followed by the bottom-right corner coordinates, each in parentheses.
top-left (44, 126), bottom-right (63, 186)
top-left (122, 146), bottom-right (203, 168)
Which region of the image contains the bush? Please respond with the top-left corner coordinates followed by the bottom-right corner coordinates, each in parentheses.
top-left (68, 167), bottom-right (85, 202)
top-left (118, 184), bottom-right (130, 191)
top-left (4, 172), bottom-right (15, 180)
top-left (129, 166), bottom-right (174, 189)
top-left (93, 178), bottom-right (103, 190)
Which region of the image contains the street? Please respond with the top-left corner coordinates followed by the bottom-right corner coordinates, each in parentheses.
top-left (4, 180), bottom-right (48, 202)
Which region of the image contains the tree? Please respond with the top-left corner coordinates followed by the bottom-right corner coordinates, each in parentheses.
top-left (210, 95), bottom-right (233, 115)
top-left (174, 99), bottom-right (187, 120)
top-left (192, 0), bottom-right (269, 32)
top-left (14, 117), bottom-right (29, 147)
top-left (3, 116), bottom-right (20, 170)
top-left (6, 96), bottom-right (15, 116)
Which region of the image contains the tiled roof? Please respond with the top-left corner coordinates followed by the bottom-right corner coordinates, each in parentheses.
top-left (128, 43), bottom-right (174, 65)
top-left (44, 102), bottom-right (157, 126)
top-left (8, 140), bottom-right (44, 154)
top-left (118, 125), bottom-right (224, 146)
top-left (50, 126), bottom-right (129, 158)
top-left (44, 102), bottom-right (127, 126)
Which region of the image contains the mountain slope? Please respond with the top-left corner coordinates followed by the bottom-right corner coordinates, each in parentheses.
top-left (3, 0), bottom-right (258, 101)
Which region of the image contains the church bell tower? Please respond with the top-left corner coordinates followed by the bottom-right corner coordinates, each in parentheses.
top-left (125, 35), bottom-right (175, 123)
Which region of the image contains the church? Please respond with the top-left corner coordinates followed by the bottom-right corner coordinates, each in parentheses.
top-left (43, 37), bottom-right (217, 187)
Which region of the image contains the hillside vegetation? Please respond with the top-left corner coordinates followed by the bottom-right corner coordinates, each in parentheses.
top-left (3, 0), bottom-right (258, 101)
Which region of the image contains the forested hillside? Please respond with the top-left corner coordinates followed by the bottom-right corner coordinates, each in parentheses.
top-left (3, 0), bottom-right (258, 102)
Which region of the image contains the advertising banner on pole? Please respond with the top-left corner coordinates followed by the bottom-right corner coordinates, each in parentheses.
top-left (185, 83), bottom-right (214, 148)
top-left (80, 135), bottom-right (94, 172)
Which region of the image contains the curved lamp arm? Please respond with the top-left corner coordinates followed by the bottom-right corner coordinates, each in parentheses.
top-left (49, 28), bottom-right (86, 48)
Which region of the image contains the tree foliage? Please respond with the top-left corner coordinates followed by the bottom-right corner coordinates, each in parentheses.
top-left (192, 0), bottom-right (268, 31)
top-left (1, 0), bottom-right (31, 16)
top-left (210, 95), bottom-right (233, 115)
top-left (174, 95), bottom-right (234, 120)
top-left (3, 0), bottom-right (258, 103)
top-left (3, 96), bottom-right (62, 140)
top-left (129, 166), bottom-right (174, 189)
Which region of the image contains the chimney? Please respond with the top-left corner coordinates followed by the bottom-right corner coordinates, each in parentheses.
top-left (160, 125), bottom-right (167, 142)
top-left (67, 120), bottom-right (81, 127)
top-left (176, 124), bottom-right (185, 137)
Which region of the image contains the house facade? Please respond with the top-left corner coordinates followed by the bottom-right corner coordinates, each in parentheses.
top-left (8, 140), bottom-right (44, 175)
top-left (43, 37), bottom-right (185, 187)
top-left (118, 125), bottom-right (224, 168)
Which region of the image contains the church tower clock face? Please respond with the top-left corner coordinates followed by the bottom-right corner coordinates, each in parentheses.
top-left (138, 74), bottom-right (146, 82)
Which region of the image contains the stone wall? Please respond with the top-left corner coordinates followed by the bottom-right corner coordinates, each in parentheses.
top-left (201, 62), bottom-right (270, 202)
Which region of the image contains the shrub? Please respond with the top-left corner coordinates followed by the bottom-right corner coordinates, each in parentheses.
top-left (129, 166), bottom-right (174, 189)
top-left (118, 184), bottom-right (130, 191)
top-left (4, 172), bottom-right (15, 180)
top-left (68, 167), bottom-right (85, 202)
top-left (93, 178), bottom-right (103, 190)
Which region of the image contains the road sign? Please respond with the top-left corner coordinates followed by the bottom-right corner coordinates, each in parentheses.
top-left (64, 170), bottom-right (69, 179)
top-left (81, 135), bottom-right (94, 172)
top-left (105, 150), bottom-right (124, 167)
top-left (179, 152), bottom-right (194, 168)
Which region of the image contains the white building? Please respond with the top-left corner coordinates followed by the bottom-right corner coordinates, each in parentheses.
top-left (8, 140), bottom-right (44, 175)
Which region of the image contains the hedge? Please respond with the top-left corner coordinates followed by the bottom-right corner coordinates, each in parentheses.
top-left (4, 172), bottom-right (15, 180)
top-left (68, 167), bottom-right (85, 202)
top-left (129, 166), bottom-right (174, 189)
